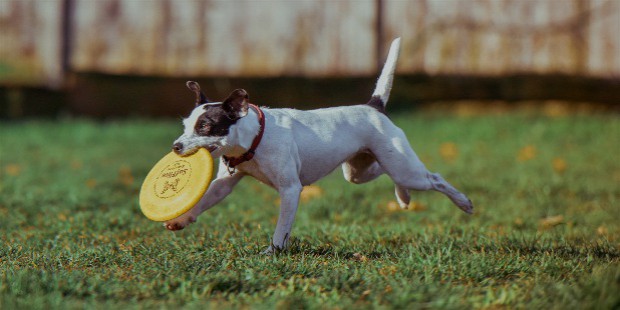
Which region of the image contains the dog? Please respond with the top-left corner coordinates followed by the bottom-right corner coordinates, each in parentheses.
top-left (165, 38), bottom-right (473, 254)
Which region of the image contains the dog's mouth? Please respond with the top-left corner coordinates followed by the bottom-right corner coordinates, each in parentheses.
top-left (206, 145), bottom-right (219, 153)
top-left (177, 145), bottom-right (219, 157)
top-left (178, 148), bottom-right (198, 157)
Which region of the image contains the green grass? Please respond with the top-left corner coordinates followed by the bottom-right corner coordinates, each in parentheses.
top-left (1, 111), bottom-right (619, 309)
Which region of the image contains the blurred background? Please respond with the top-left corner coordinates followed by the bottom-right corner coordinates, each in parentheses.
top-left (1, 0), bottom-right (619, 118)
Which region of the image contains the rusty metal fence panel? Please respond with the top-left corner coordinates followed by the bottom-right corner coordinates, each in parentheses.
top-left (0, 0), bottom-right (65, 88)
top-left (587, 0), bottom-right (620, 77)
top-left (1, 0), bottom-right (618, 89)
top-left (384, 0), bottom-right (620, 77)
top-left (71, 0), bottom-right (377, 77)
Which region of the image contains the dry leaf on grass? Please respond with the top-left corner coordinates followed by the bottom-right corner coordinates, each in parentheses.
top-left (118, 165), bottom-right (134, 186)
top-left (552, 158), bottom-right (567, 174)
top-left (384, 200), bottom-right (401, 211)
top-left (383, 200), bottom-right (426, 212)
top-left (300, 185), bottom-right (323, 202)
top-left (5, 164), bottom-right (21, 176)
top-left (70, 160), bottom-right (83, 170)
top-left (539, 215), bottom-right (564, 229)
top-left (352, 252), bottom-right (368, 262)
top-left (86, 179), bottom-right (98, 189)
top-left (409, 201), bottom-right (427, 212)
top-left (518, 145), bottom-right (537, 162)
top-left (440, 142), bottom-right (459, 163)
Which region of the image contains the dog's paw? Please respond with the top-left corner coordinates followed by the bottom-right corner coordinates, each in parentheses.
top-left (163, 212), bottom-right (196, 231)
top-left (261, 246), bottom-right (275, 255)
top-left (261, 244), bottom-right (288, 255)
top-left (458, 199), bottom-right (474, 215)
top-left (164, 222), bottom-right (185, 231)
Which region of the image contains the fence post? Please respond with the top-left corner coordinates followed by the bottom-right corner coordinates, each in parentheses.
top-left (375, 0), bottom-right (384, 71)
top-left (61, 0), bottom-right (75, 88)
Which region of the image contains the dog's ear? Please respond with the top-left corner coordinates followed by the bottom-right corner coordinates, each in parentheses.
top-left (222, 89), bottom-right (249, 118)
top-left (186, 81), bottom-right (208, 106)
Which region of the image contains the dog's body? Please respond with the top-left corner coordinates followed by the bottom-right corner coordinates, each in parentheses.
top-left (166, 38), bottom-right (473, 253)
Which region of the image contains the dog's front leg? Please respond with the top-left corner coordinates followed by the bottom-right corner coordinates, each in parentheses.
top-left (165, 168), bottom-right (245, 231)
top-left (263, 183), bottom-right (303, 254)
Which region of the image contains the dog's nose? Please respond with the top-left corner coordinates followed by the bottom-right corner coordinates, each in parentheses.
top-left (172, 142), bottom-right (183, 154)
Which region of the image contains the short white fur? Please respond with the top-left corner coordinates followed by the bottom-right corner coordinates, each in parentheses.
top-left (372, 37), bottom-right (400, 103)
top-left (165, 38), bottom-right (473, 254)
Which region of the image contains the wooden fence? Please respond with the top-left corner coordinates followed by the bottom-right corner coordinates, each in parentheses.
top-left (1, 0), bottom-right (619, 89)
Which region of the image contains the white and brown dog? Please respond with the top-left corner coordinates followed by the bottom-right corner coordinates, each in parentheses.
top-left (165, 38), bottom-right (473, 253)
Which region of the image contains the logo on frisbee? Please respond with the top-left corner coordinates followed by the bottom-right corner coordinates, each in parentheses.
top-left (153, 160), bottom-right (192, 198)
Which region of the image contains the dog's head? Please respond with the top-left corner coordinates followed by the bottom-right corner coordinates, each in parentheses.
top-left (172, 81), bottom-right (249, 157)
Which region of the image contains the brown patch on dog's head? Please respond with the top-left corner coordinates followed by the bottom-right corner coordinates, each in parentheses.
top-left (193, 104), bottom-right (239, 137)
top-left (173, 85), bottom-right (253, 156)
top-left (222, 89), bottom-right (249, 118)
top-left (189, 89), bottom-right (250, 138)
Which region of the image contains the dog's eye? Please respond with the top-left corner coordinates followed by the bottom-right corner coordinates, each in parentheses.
top-left (196, 122), bottom-right (210, 134)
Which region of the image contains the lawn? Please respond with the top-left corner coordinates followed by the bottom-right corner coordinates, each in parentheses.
top-left (1, 109), bottom-right (619, 309)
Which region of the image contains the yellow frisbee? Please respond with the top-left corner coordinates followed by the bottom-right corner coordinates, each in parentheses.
top-left (139, 148), bottom-right (214, 222)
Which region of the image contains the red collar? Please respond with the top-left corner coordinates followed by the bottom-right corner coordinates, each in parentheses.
top-left (223, 104), bottom-right (265, 173)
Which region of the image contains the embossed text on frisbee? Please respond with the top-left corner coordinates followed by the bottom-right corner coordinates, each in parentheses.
top-left (154, 160), bottom-right (192, 199)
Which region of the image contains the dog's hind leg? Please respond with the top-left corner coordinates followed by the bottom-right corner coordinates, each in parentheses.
top-left (392, 168), bottom-right (473, 214)
top-left (343, 152), bottom-right (413, 209)
top-left (425, 172), bottom-right (473, 214)
top-left (342, 152), bottom-right (384, 184)
top-left (372, 131), bottom-right (473, 214)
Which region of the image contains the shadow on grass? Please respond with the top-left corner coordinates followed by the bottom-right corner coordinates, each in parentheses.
top-left (477, 237), bottom-right (620, 261)
top-left (279, 234), bottom-right (620, 262)
top-left (276, 238), bottom-right (392, 260)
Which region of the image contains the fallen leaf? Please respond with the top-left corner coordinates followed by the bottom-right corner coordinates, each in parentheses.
top-left (360, 289), bottom-right (371, 299)
top-left (539, 215), bottom-right (564, 229)
top-left (440, 142), bottom-right (459, 162)
top-left (5, 164), bottom-right (21, 176)
top-left (300, 185), bottom-right (323, 203)
top-left (86, 179), bottom-right (98, 189)
top-left (518, 145), bottom-right (537, 162)
top-left (384, 200), bottom-right (401, 211)
top-left (552, 158), bottom-right (567, 174)
top-left (352, 252), bottom-right (368, 262)
top-left (70, 160), bottom-right (83, 170)
top-left (514, 217), bottom-right (524, 227)
top-left (409, 201), bottom-right (427, 212)
top-left (118, 165), bottom-right (134, 186)
top-left (379, 266), bottom-right (398, 276)
top-left (383, 200), bottom-right (425, 212)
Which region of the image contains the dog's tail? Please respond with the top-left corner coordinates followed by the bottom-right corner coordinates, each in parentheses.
top-left (367, 37), bottom-right (401, 114)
